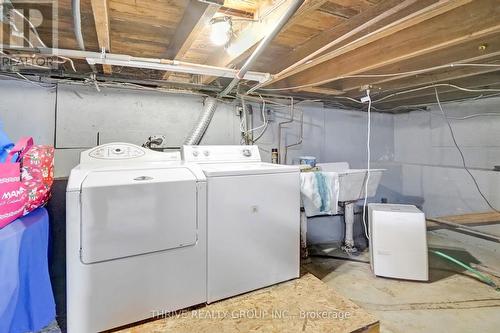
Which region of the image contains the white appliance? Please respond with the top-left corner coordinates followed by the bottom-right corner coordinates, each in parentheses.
top-left (66, 143), bottom-right (207, 333)
top-left (368, 204), bottom-right (428, 281)
top-left (183, 145), bottom-right (300, 302)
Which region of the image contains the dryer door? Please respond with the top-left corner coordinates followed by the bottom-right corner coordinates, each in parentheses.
top-left (80, 168), bottom-right (198, 263)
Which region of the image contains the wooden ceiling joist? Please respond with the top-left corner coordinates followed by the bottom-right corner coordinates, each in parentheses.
top-left (162, 0), bottom-right (221, 80)
top-left (337, 33), bottom-right (500, 97)
top-left (372, 73), bottom-right (500, 107)
top-left (268, 0), bottom-right (500, 92)
top-left (264, 0), bottom-right (475, 89)
top-left (376, 88), bottom-right (500, 112)
top-left (259, 0), bottom-right (422, 80)
top-left (90, 0), bottom-right (112, 75)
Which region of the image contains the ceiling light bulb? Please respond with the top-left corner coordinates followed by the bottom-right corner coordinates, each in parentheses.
top-left (210, 18), bottom-right (231, 46)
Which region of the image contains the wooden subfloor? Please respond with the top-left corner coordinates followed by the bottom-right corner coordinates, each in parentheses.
top-left (113, 274), bottom-right (379, 333)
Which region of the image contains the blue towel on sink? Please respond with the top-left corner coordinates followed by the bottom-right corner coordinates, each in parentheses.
top-left (300, 171), bottom-right (339, 217)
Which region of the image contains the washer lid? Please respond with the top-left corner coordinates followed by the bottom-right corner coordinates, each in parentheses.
top-left (200, 162), bottom-right (299, 177)
top-left (80, 167), bottom-right (198, 264)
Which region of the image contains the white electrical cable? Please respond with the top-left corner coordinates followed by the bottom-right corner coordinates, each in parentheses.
top-left (372, 83), bottom-right (500, 104)
top-left (434, 87), bottom-right (500, 214)
top-left (362, 89), bottom-right (371, 240)
top-left (11, 9), bottom-right (47, 47)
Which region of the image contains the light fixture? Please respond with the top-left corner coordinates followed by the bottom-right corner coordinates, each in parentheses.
top-left (210, 16), bottom-right (232, 46)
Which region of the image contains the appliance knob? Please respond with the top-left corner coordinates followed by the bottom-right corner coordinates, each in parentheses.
top-left (192, 150), bottom-right (199, 157)
top-left (242, 149), bottom-right (252, 157)
top-left (203, 150), bottom-right (210, 156)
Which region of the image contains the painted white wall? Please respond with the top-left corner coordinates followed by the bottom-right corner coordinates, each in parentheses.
top-left (393, 97), bottom-right (500, 216)
top-left (0, 80), bottom-right (56, 145)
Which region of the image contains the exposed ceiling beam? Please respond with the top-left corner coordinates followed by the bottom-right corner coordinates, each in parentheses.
top-left (90, 0), bottom-right (112, 74)
top-left (298, 86), bottom-right (345, 96)
top-left (263, 0), bottom-right (471, 88)
top-left (266, 0), bottom-right (500, 91)
top-left (372, 73), bottom-right (500, 107)
top-left (376, 87), bottom-right (500, 112)
top-left (162, 0), bottom-right (221, 80)
top-left (258, 0), bottom-right (421, 78)
top-left (337, 33), bottom-right (500, 96)
top-left (201, 0), bottom-right (327, 84)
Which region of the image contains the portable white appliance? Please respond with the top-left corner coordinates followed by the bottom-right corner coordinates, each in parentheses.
top-left (66, 143), bottom-right (207, 333)
top-left (368, 204), bottom-right (428, 281)
top-left (182, 145), bottom-right (300, 302)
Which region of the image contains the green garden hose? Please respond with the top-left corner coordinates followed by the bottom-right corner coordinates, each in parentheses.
top-left (430, 250), bottom-right (499, 291)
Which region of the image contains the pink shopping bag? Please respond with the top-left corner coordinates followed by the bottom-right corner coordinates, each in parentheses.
top-left (0, 137), bottom-right (33, 228)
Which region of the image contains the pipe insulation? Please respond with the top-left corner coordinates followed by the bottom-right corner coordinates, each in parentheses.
top-left (72, 0), bottom-right (85, 50)
top-left (184, 97), bottom-right (219, 145)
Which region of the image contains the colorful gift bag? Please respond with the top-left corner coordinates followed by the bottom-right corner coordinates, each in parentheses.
top-left (0, 137), bottom-right (32, 228)
top-left (21, 145), bottom-right (54, 215)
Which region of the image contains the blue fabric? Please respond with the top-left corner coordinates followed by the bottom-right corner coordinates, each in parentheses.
top-left (314, 172), bottom-right (330, 212)
top-left (0, 124), bottom-right (14, 163)
top-left (0, 208), bottom-right (56, 333)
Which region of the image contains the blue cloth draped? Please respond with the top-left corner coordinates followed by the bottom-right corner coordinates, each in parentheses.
top-left (0, 208), bottom-right (56, 333)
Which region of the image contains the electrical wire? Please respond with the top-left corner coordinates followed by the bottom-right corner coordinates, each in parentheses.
top-left (372, 83), bottom-right (500, 104)
top-left (257, 63), bottom-right (500, 92)
top-left (251, 95), bottom-right (270, 143)
top-left (15, 73), bottom-right (56, 89)
top-left (11, 8), bottom-right (47, 47)
top-left (430, 250), bottom-right (499, 291)
top-left (362, 89), bottom-right (371, 240)
top-left (434, 87), bottom-right (500, 213)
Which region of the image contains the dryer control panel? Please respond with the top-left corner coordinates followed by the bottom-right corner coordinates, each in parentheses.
top-left (182, 145), bottom-right (261, 163)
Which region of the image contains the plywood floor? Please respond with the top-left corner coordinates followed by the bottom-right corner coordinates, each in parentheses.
top-left (113, 274), bottom-right (379, 333)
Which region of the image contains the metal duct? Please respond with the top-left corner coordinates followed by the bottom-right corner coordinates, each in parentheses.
top-left (72, 0), bottom-right (85, 50)
top-left (218, 0), bottom-right (305, 97)
top-left (184, 97), bottom-right (218, 145)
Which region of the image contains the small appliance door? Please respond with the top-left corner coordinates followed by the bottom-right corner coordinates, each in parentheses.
top-left (80, 167), bottom-right (198, 264)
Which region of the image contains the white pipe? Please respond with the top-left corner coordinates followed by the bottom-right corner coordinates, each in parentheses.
top-left (72, 0), bottom-right (85, 50)
top-left (343, 202), bottom-right (357, 253)
top-left (86, 57), bottom-right (269, 83)
top-left (3, 45), bottom-right (272, 83)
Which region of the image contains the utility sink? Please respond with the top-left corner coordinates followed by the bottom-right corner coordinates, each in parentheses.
top-left (317, 162), bottom-right (384, 202)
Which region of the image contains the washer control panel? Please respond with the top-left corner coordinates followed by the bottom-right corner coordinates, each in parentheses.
top-left (80, 143), bottom-right (181, 164)
top-left (89, 144), bottom-right (146, 159)
top-left (183, 145), bottom-right (261, 163)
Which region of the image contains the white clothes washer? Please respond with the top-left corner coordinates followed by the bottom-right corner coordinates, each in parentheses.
top-left (66, 143), bottom-right (207, 333)
top-left (182, 145), bottom-right (300, 303)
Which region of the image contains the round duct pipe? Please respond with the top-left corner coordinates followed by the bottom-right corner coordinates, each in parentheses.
top-left (184, 97), bottom-right (218, 145)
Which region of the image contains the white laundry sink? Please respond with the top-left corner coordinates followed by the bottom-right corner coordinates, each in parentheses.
top-left (317, 162), bottom-right (384, 202)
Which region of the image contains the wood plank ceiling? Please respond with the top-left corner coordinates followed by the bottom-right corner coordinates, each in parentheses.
top-left (1, 0), bottom-right (499, 112)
